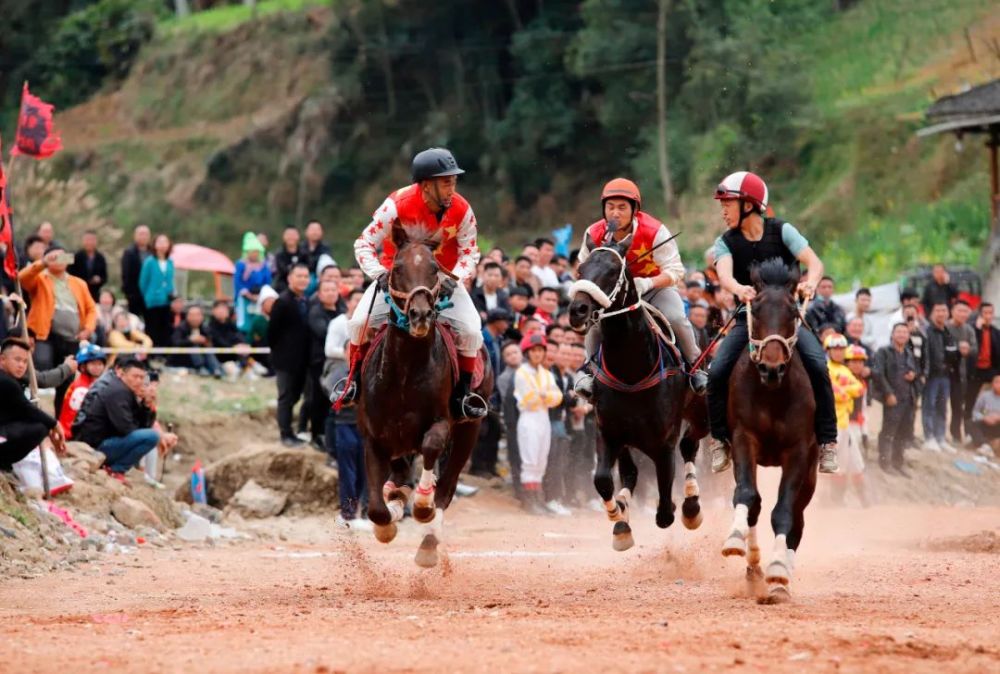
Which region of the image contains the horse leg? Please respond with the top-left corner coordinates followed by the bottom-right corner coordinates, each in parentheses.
top-left (380, 458), bottom-right (412, 531)
top-left (413, 420), bottom-right (449, 524)
top-left (679, 431), bottom-right (703, 530)
top-left (762, 447), bottom-right (813, 604)
top-left (364, 446), bottom-right (399, 544)
top-left (594, 436), bottom-right (631, 551)
top-left (785, 450), bottom-right (818, 573)
top-left (722, 430), bottom-right (761, 558)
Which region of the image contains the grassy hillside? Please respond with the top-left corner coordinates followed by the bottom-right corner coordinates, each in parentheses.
top-left (11, 0), bottom-right (999, 290)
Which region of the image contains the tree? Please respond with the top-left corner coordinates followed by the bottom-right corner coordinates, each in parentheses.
top-left (655, 0), bottom-right (677, 217)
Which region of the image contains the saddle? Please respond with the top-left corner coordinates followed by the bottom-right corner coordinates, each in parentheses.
top-left (362, 323), bottom-right (487, 389)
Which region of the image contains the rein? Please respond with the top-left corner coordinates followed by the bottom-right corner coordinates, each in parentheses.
top-left (594, 340), bottom-right (681, 393)
top-left (566, 246), bottom-right (641, 323)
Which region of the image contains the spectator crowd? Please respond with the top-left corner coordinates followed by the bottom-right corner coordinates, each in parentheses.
top-left (2, 218), bottom-right (999, 518)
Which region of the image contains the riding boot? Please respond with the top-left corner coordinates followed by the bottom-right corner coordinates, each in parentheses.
top-left (331, 343), bottom-right (369, 408)
top-left (451, 370), bottom-right (488, 422)
top-left (689, 369), bottom-right (708, 396)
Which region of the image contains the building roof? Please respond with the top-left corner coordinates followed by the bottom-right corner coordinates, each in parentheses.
top-left (917, 78), bottom-right (1000, 137)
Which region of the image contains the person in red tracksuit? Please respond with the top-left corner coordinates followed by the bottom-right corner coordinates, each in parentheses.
top-left (59, 342), bottom-right (107, 438)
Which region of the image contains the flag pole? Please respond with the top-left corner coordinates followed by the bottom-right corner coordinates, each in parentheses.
top-left (4, 149), bottom-right (52, 499)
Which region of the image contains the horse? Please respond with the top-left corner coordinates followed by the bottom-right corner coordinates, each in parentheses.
top-left (720, 258), bottom-right (817, 604)
top-left (567, 233), bottom-right (708, 551)
top-left (357, 225), bottom-right (493, 568)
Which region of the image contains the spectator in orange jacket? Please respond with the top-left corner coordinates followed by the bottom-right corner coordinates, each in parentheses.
top-left (18, 244), bottom-right (98, 413)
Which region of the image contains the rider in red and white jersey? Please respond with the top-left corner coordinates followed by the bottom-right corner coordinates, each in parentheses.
top-left (336, 148), bottom-right (486, 420)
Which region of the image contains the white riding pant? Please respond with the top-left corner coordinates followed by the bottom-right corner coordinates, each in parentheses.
top-left (348, 280), bottom-right (484, 357)
top-left (585, 286), bottom-right (701, 365)
top-left (517, 410), bottom-right (551, 485)
top-left (837, 424), bottom-right (865, 476)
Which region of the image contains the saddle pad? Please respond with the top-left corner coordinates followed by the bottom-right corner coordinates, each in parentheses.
top-left (362, 323), bottom-right (486, 389)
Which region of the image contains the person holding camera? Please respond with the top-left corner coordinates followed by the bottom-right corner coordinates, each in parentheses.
top-left (18, 243), bottom-right (97, 413)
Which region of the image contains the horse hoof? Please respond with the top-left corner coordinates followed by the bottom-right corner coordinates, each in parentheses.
top-left (655, 509), bottom-right (675, 529)
top-left (414, 534), bottom-right (439, 568)
top-left (373, 522), bottom-right (398, 544)
top-left (682, 510), bottom-right (703, 530)
top-left (746, 564), bottom-right (764, 581)
top-left (412, 504), bottom-right (436, 524)
top-left (612, 521), bottom-right (634, 552)
top-left (722, 534), bottom-right (747, 557)
top-left (758, 584), bottom-right (791, 605)
top-left (765, 561), bottom-right (790, 585)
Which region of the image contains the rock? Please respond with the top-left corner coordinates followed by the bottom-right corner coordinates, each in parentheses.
top-left (64, 442), bottom-right (107, 471)
top-left (230, 480), bottom-right (287, 518)
top-left (110, 497), bottom-right (163, 531)
top-left (192, 503), bottom-right (224, 523)
top-left (174, 446), bottom-right (338, 512)
top-left (175, 513), bottom-right (212, 542)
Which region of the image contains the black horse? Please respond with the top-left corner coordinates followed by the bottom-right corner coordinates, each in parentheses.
top-left (721, 258), bottom-right (817, 603)
top-left (357, 225), bottom-right (493, 568)
top-left (568, 234), bottom-right (708, 551)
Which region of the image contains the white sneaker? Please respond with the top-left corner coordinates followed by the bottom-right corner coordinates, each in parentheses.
top-left (924, 438), bottom-right (941, 452)
top-left (977, 444), bottom-right (996, 458)
top-left (940, 440), bottom-right (958, 454)
top-left (545, 500), bottom-right (572, 517)
top-left (334, 514), bottom-right (351, 530)
top-left (348, 518), bottom-right (374, 532)
top-left (455, 483), bottom-right (479, 497)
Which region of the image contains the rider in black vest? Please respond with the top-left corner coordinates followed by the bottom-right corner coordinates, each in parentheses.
top-left (707, 171), bottom-right (839, 474)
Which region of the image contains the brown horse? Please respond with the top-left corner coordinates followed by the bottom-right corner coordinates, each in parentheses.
top-left (721, 258), bottom-right (817, 603)
top-left (357, 225), bottom-right (493, 567)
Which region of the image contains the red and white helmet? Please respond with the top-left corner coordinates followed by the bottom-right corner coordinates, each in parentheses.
top-left (714, 171), bottom-right (769, 213)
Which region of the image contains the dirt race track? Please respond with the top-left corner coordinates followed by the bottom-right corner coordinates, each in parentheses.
top-left (1, 481), bottom-right (998, 674)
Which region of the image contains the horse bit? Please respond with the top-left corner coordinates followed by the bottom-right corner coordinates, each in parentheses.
top-left (567, 246), bottom-right (642, 327)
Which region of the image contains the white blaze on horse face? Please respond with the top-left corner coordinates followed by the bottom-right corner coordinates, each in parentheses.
top-left (414, 253), bottom-right (423, 265)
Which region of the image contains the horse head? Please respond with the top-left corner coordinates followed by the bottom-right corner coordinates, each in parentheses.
top-left (748, 258), bottom-right (802, 388)
top-left (388, 224), bottom-right (444, 339)
top-left (568, 232), bottom-right (635, 332)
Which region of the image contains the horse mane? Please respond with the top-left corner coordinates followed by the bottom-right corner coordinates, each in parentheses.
top-left (751, 258), bottom-right (799, 290)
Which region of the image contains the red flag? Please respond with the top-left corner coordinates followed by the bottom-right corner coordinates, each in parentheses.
top-left (0, 139), bottom-right (16, 279)
top-left (11, 83), bottom-right (62, 159)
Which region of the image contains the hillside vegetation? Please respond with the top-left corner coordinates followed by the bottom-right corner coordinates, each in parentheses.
top-left (4, 0), bottom-right (999, 286)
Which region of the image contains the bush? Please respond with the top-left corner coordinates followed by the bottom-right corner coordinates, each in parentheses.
top-left (28, 0), bottom-right (164, 108)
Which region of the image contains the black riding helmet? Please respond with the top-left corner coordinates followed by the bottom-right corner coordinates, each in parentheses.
top-left (411, 148), bottom-right (465, 183)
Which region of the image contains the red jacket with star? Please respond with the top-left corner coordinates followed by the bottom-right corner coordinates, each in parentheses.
top-left (354, 183), bottom-right (480, 281)
top-left (580, 212), bottom-right (684, 284)
top-left (58, 371), bottom-right (98, 438)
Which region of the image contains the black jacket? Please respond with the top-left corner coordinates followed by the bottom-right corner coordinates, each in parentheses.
top-left (120, 245), bottom-right (149, 309)
top-left (471, 286), bottom-right (511, 319)
top-left (272, 247), bottom-right (306, 293)
top-left (267, 290), bottom-right (310, 372)
top-left (872, 345), bottom-right (919, 403)
top-left (924, 322), bottom-right (959, 379)
top-left (72, 372), bottom-right (152, 447)
top-left (0, 371), bottom-right (57, 429)
top-left (205, 318), bottom-right (245, 349)
top-left (303, 241), bottom-right (333, 275)
top-left (806, 298), bottom-right (847, 335)
top-left (307, 302), bottom-right (341, 367)
top-left (921, 281), bottom-right (958, 316)
top-left (69, 250), bottom-right (108, 301)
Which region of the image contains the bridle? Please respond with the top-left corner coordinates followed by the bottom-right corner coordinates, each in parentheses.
top-left (385, 273), bottom-right (454, 331)
top-left (568, 246), bottom-right (642, 327)
top-left (746, 293), bottom-right (811, 364)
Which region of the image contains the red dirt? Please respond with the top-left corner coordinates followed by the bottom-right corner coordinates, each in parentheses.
top-left (1, 487), bottom-right (998, 673)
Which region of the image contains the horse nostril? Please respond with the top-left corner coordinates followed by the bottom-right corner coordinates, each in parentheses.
top-left (757, 363), bottom-right (769, 376)
top-left (777, 363), bottom-right (787, 377)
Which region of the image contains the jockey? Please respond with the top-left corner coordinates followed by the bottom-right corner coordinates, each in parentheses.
top-left (574, 178), bottom-right (708, 398)
top-left (336, 148), bottom-right (487, 421)
top-left (706, 171), bottom-right (839, 474)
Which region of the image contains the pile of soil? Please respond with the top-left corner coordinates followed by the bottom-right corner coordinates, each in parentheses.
top-left (925, 529), bottom-right (1000, 554)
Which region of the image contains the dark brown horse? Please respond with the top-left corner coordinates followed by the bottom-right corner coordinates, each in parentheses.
top-left (357, 225), bottom-right (493, 567)
top-left (721, 258), bottom-right (817, 603)
top-left (568, 234), bottom-right (708, 551)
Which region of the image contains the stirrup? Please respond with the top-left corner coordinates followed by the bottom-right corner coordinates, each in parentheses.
top-left (688, 369), bottom-right (708, 396)
top-left (574, 374), bottom-right (594, 401)
top-left (453, 392), bottom-right (487, 422)
top-left (331, 377), bottom-right (358, 407)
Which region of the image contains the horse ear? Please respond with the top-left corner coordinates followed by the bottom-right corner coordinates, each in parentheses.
top-left (390, 224), bottom-right (408, 250)
top-left (615, 234), bottom-right (634, 256)
top-left (749, 263), bottom-right (763, 290)
top-left (786, 264), bottom-right (802, 292)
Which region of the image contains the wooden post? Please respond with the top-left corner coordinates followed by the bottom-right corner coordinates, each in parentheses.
top-left (988, 128), bottom-right (999, 231)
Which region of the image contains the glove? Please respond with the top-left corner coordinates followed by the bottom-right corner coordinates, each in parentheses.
top-left (634, 277), bottom-right (654, 297)
top-left (375, 272), bottom-right (390, 293)
top-left (439, 277), bottom-right (458, 301)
